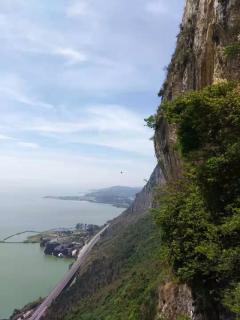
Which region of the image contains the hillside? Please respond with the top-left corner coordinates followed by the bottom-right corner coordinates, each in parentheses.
top-left (43, 1), bottom-right (240, 319)
top-left (83, 186), bottom-right (141, 208)
top-left (45, 186), bottom-right (141, 208)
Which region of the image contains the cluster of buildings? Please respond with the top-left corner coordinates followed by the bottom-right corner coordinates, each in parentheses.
top-left (42, 239), bottom-right (84, 258)
top-left (40, 224), bottom-right (100, 258)
top-left (16, 310), bottom-right (32, 320)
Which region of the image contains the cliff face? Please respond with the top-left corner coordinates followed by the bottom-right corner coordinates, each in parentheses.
top-left (155, 0), bottom-right (240, 181)
top-left (154, 117), bottom-right (182, 181)
top-left (162, 0), bottom-right (240, 99)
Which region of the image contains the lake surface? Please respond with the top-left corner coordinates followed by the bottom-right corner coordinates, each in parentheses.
top-left (0, 192), bottom-right (122, 319)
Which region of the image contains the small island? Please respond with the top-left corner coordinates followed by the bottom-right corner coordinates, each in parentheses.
top-left (44, 186), bottom-right (141, 208)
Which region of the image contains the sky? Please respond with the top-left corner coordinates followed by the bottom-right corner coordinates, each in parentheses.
top-left (0, 0), bottom-right (184, 193)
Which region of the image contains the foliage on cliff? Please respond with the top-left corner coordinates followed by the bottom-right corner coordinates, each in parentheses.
top-left (152, 82), bottom-right (240, 317)
top-left (225, 43), bottom-right (240, 59)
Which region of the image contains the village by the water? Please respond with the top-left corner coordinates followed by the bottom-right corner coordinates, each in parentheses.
top-left (25, 187), bottom-right (137, 259)
top-left (26, 223), bottom-right (100, 259)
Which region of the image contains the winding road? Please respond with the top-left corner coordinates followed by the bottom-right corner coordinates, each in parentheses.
top-left (28, 225), bottom-right (109, 320)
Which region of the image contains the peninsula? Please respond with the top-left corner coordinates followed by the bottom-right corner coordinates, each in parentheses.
top-left (44, 186), bottom-right (141, 208)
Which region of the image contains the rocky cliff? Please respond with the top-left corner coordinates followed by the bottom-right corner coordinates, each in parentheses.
top-left (126, 164), bottom-right (165, 214)
top-left (160, 0), bottom-right (240, 99)
top-left (155, 0), bottom-right (240, 182)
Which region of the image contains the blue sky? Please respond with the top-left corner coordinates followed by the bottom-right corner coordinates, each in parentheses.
top-left (0, 0), bottom-right (184, 192)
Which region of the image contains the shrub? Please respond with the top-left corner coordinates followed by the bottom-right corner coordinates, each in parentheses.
top-left (153, 82), bottom-right (240, 317)
top-left (223, 283), bottom-right (240, 317)
top-left (144, 115), bottom-right (157, 129)
top-left (225, 43), bottom-right (240, 59)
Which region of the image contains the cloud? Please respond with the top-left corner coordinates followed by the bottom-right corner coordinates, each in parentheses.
top-left (0, 74), bottom-right (55, 109)
top-left (0, 0), bottom-right (183, 94)
top-left (145, 1), bottom-right (169, 15)
top-left (67, 134), bottom-right (153, 156)
top-left (25, 105), bottom-right (146, 134)
top-left (0, 11), bottom-right (89, 66)
top-left (0, 0), bottom-right (184, 191)
top-left (17, 142), bottom-right (40, 149)
top-left (0, 130), bottom-right (39, 150)
top-left (0, 134), bottom-right (16, 141)
top-left (3, 104), bottom-right (153, 156)
top-left (0, 132), bottom-right (40, 150)
top-left (0, 150), bottom-right (156, 191)
top-left (0, 0), bottom-right (26, 14)
top-left (66, 1), bottom-right (90, 17)
top-left (54, 48), bottom-right (88, 65)
top-left (0, 86), bottom-right (54, 109)
top-left (0, 94), bottom-right (154, 156)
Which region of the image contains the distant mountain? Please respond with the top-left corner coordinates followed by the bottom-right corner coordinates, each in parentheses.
top-left (87, 186), bottom-right (141, 199)
top-left (45, 186), bottom-right (141, 208)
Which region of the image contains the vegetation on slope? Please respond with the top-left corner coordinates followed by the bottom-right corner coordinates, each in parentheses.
top-left (46, 215), bottom-right (170, 320)
top-left (150, 82), bottom-right (240, 318)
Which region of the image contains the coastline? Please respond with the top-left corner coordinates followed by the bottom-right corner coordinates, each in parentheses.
top-left (0, 196), bottom-right (122, 319)
top-left (44, 196), bottom-right (129, 208)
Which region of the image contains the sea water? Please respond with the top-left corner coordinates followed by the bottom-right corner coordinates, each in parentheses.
top-left (0, 191), bottom-right (122, 319)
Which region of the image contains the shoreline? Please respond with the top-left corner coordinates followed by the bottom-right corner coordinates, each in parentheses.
top-left (0, 194), bottom-right (123, 318)
top-left (44, 196), bottom-right (130, 208)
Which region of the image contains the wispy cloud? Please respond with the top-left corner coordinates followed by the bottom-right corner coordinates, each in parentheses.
top-left (0, 103), bottom-right (153, 156)
top-left (0, 86), bottom-right (54, 109)
top-left (66, 1), bottom-right (91, 17)
top-left (145, 1), bottom-right (169, 15)
top-left (16, 105), bottom-right (153, 156)
top-left (0, 132), bottom-right (40, 150)
top-left (24, 105), bottom-right (146, 134)
top-left (54, 48), bottom-right (88, 65)
top-left (17, 141), bottom-right (40, 149)
top-left (0, 11), bottom-right (89, 66)
top-left (0, 74), bottom-right (55, 109)
top-left (0, 134), bottom-right (16, 141)
top-left (0, 151), bottom-right (154, 190)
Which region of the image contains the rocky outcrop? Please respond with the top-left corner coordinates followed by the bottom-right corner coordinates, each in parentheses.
top-left (126, 163), bottom-right (165, 214)
top-left (160, 0), bottom-right (240, 100)
top-left (154, 118), bottom-right (182, 181)
top-left (155, 282), bottom-right (200, 320)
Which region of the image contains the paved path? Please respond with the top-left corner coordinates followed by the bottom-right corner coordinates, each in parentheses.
top-left (28, 225), bottom-right (109, 320)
